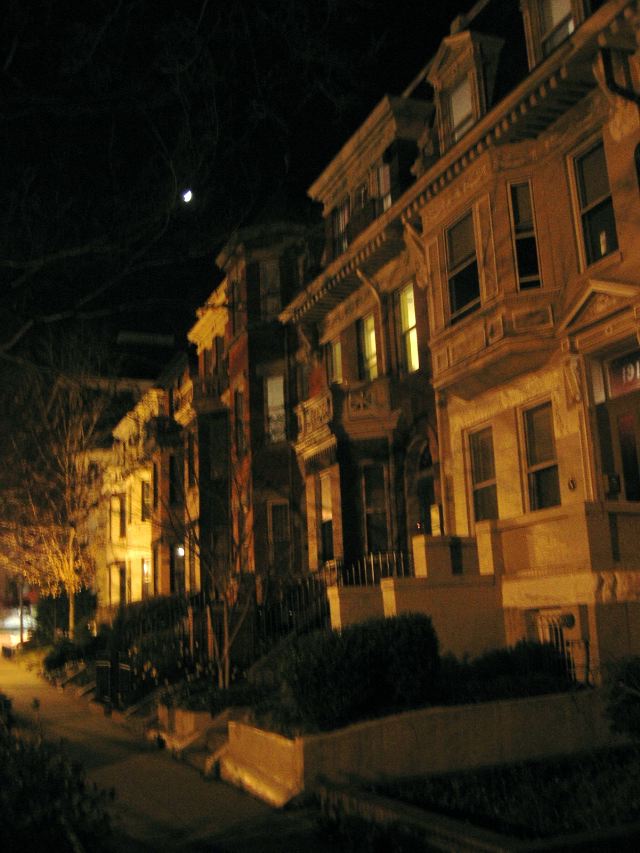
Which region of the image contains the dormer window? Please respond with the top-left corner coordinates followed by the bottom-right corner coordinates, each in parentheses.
top-left (540, 0), bottom-right (575, 56)
top-left (332, 196), bottom-right (350, 257)
top-left (428, 30), bottom-right (504, 153)
top-left (450, 76), bottom-right (474, 142)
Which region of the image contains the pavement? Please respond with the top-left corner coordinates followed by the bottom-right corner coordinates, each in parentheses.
top-left (0, 654), bottom-right (337, 853)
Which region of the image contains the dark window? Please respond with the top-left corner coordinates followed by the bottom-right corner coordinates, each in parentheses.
top-left (187, 528), bottom-right (197, 590)
top-left (152, 544), bottom-right (159, 596)
top-left (119, 494), bottom-right (126, 538)
top-left (332, 196), bottom-right (350, 257)
top-left (259, 259), bottom-right (281, 320)
top-left (319, 475), bottom-right (334, 562)
top-left (187, 432), bottom-right (195, 487)
top-left (169, 455), bottom-right (181, 505)
top-left (234, 389), bottom-right (246, 457)
top-left (152, 462), bottom-right (158, 508)
top-left (363, 463), bottom-right (389, 553)
top-left (575, 141), bottom-right (618, 266)
top-left (269, 502), bottom-right (291, 566)
top-left (447, 212), bottom-right (480, 322)
top-left (141, 481), bottom-right (151, 521)
top-left (469, 427), bottom-right (498, 521)
top-left (511, 182), bottom-right (541, 289)
top-left (617, 412), bottom-right (640, 501)
top-left (524, 402), bottom-right (561, 510)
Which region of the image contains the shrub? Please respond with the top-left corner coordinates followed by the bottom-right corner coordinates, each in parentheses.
top-left (261, 614), bottom-right (440, 733)
top-left (434, 641), bottom-right (575, 705)
top-left (0, 728), bottom-right (112, 851)
top-left (606, 656), bottom-right (640, 739)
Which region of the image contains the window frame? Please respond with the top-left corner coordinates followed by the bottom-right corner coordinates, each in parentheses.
top-left (572, 138), bottom-right (618, 269)
top-left (522, 400), bottom-right (561, 511)
top-left (141, 480), bottom-right (151, 521)
top-left (332, 195), bottom-right (350, 257)
top-left (357, 312), bottom-right (379, 382)
top-left (361, 461), bottom-right (390, 554)
top-left (395, 282), bottom-right (420, 374)
top-left (318, 473), bottom-right (334, 563)
top-left (468, 425), bottom-right (499, 523)
top-left (449, 74), bottom-right (474, 143)
top-left (540, 0), bottom-right (575, 56)
top-left (265, 374), bottom-right (286, 443)
top-left (509, 180), bottom-right (542, 290)
top-left (327, 338), bottom-right (343, 385)
top-left (446, 209), bottom-right (481, 324)
top-left (267, 499), bottom-right (291, 565)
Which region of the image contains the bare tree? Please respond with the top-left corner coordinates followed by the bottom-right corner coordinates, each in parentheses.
top-left (0, 337), bottom-right (136, 638)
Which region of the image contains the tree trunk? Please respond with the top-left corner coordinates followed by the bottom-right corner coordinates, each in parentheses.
top-left (68, 589), bottom-right (75, 640)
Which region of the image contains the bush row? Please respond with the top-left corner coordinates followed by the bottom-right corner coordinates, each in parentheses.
top-left (249, 615), bottom-right (574, 734)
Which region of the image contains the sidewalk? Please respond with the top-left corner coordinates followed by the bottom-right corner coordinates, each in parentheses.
top-left (0, 654), bottom-right (334, 852)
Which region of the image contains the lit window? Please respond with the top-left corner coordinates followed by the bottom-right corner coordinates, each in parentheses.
top-left (450, 76), bottom-right (473, 141)
top-left (469, 427), bottom-right (498, 521)
top-left (575, 141), bottom-right (618, 266)
top-left (510, 182), bottom-right (541, 289)
top-left (327, 339), bottom-right (343, 384)
top-left (541, 0), bottom-right (574, 56)
top-left (265, 375), bottom-right (286, 443)
top-left (397, 283), bottom-right (419, 373)
top-left (357, 313), bottom-right (378, 381)
top-left (524, 402), bottom-right (561, 510)
top-left (362, 464), bottom-right (389, 553)
top-left (142, 558), bottom-right (151, 599)
top-left (447, 211), bottom-right (480, 322)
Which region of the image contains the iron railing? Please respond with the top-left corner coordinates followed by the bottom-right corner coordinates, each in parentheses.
top-left (319, 551), bottom-right (413, 587)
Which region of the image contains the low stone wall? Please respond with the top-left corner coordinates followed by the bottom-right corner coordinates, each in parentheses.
top-left (220, 690), bottom-right (624, 806)
top-left (157, 705), bottom-right (212, 739)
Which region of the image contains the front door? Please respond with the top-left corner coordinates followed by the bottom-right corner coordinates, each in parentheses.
top-left (607, 390), bottom-right (640, 501)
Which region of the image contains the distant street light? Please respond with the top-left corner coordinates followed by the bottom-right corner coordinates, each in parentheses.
top-left (181, 189), bottom-right (193, 203)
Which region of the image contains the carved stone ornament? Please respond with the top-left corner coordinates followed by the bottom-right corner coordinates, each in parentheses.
top-left (563, 357), bottom-right (583, 406)
top-left (403, 221), bottom-right (429, 287)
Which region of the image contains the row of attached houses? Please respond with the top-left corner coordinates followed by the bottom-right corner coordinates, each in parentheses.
top-left (95, 0), bottom-right (640, 683)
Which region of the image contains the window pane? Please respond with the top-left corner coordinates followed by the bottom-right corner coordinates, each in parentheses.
top-left (617, 412), bottom-right (640, 501)
top-left (328, 339), bottom-right (342, 384)
top-left (400, 284), bottom-right (416, 332)
top-left (320, 475), bottom-right (332, 522)
top-left (529, 466), bottom-right (561, 510)
top-left (577, 144), bottom-right (610, 208)
top-left (542, 0), bottom-right (572, 29)
top-left (364, 464), bottom-right (386, 510)
top-left (450, 260), bottom-right (480, 317)
top-left (474, 484), bottom-right (498, 522)
top-left (448, 213), bottom-right (475, 268)
top-left (583, 199), bottom-right (618, 265)
top-left (511, 183), bottom-right (533, 230)
top-left (271, 503), bottom-right (290, 542)
top-left (515, 236), bottom-right (540, 280)
top-left (450, 77), bottom-right (473, 140)
top-left (470, 428), bottom-right (496, 485)
top-left (525, 404), bottom-right (555, 466)
top-left (266, 375), bottom-right (285, 442)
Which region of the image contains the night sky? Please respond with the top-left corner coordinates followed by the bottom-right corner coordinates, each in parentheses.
top-left (1, 0), bottom-right (476, 376)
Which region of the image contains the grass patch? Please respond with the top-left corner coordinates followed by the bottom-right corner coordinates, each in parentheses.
top-left (370, 745), bottom-right (640, 840)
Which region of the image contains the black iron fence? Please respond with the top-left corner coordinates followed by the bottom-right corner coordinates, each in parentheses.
top-left (318, 551), bottom-right (414, 587)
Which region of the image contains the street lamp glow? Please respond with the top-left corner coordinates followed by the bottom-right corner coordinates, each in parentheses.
top-left (181, 189), bottom-right (193, 203)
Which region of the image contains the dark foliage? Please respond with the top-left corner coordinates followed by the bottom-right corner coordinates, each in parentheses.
top-left (606, 656), bottom-right (640, 739)
top-left (34, 588), bottom-right (97, 645)
top-left (0, 729), bottom-right (112, 851)
top-left (371, 745), bottom-right (640, 841)
top-left (255, 614), bottom-right (440, 733)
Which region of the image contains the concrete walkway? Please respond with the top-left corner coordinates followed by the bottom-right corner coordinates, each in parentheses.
top-left (0, 655), bottom-right (335, 853)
